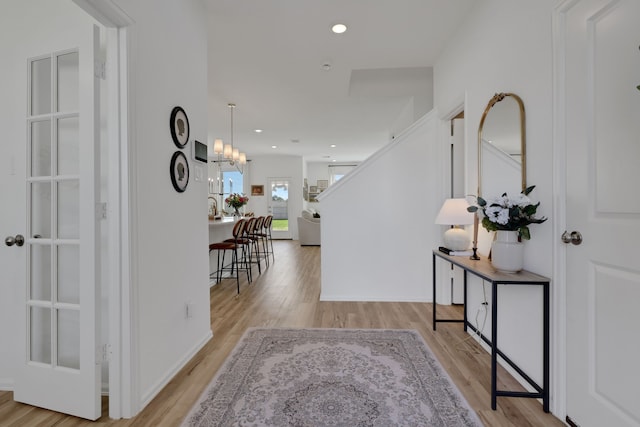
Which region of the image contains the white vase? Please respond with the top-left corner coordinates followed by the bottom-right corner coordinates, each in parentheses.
top-left (491, 230), bottom-right (523, 273)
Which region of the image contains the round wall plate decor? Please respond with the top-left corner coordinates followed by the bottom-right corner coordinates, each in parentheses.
top-left (170, 106), bottom-right (190, 148)
top-left (170, 151), bottom-right (190, 192)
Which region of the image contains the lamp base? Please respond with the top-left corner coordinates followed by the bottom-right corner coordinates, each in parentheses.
top-left (443, 227), bottom-right (470, 251)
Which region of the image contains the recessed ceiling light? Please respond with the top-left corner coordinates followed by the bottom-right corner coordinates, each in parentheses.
top-left (271, 145), bottom-right (277, 149)
top-left (330, 144), bottom-right (336, 148)
top-left (332, 159), bottom-right (337, 162)
top-left (291, 139), bottom-right (300, 143)
top-left (254, 129), bottom-right (263, 133)
top-left (331, 23), bottom-right (347, 34)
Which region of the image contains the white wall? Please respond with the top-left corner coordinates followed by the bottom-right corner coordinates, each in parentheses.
top-left (112, 0), bottom-right (211, 408)
top-left (434, 0), bottom-right (557, 399)
top-left (319, 112), bottom-right (442, 301)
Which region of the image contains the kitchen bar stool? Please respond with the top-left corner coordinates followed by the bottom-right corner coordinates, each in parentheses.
top-left (209, 219), bottom-right (250, 294)
top-left (262, 215), bottom-right (275, 263)
top-left (252, 216), bottom-right (269, 268)
top-left (251, 216), bottom-right (270, 267)
top-left (243, 216), bottom-right (265, 275)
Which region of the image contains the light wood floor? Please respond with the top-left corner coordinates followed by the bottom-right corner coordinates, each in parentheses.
top-left (0, 240), bottom-right (565, 426)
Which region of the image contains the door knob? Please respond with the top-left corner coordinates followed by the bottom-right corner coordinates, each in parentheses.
top-left (5, 234), bottom-right (25, 247)
top-left (561, 230), bottom-right (582, 245)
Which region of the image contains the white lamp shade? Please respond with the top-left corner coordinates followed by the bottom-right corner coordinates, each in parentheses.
top-left (223, 144), bottom-right (233, 159)
top-left (435, 198), bottom-right (474, 225)
top-left (435, 198), bottom-right (473, 251)
top-left (213, 138), bottom-right (224, 154)
top-left (232, 148), bottom-right (240, 161)
top-left (239, 152), bottom-right (247, 165)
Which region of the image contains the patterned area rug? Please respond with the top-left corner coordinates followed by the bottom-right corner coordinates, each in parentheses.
top-left (182, 328), bottom-right (483, 426)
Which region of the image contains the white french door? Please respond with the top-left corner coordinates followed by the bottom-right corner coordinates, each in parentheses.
top-left (268, 178), bottom-right (291, 239)
top-left (559, 0), bottom-right (640, 425)
top-left (4, 20), bottom-right (102, 420)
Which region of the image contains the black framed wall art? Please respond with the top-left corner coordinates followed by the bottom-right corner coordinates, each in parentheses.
top-left (170, 106), bottom-right (190, 148)
top-left (170, 151), bottom-right (190, 192)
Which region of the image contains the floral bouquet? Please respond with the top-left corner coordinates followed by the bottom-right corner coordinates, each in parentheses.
top-left (225, 193), bottom-right (249, 213)
top-left (467, 185), bottom-right (547, 240)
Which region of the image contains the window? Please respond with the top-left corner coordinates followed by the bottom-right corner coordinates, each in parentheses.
top-left (221, 169), bottom-right (243, 196)
top-left (329, 164), bottom-right (356, 185)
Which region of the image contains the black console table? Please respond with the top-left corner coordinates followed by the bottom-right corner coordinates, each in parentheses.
top-left (432, 250), bottom-right (550, 412)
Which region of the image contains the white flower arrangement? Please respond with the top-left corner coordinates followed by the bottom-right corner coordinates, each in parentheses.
top-left (468, 185), bottom-right (547, 240)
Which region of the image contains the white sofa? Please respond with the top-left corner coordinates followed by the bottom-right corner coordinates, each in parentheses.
top-left (297, 209), bottom-right (321, 246)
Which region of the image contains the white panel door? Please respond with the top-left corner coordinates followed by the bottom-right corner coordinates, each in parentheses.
top-left (4, 20), bottom-right (102, 420)
top-left (268, 178), bottom-right (292, 239)
top-left (562, 0), bottom-right (640, 425)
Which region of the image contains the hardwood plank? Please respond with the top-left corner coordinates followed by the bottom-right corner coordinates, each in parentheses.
top-left (0, 241), bottom-right (564, 426)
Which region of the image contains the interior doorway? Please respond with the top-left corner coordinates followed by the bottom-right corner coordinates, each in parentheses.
top-left (450, 111), bottom-right (465, 304)
top-left (268, 178), bottom-right (291, 239)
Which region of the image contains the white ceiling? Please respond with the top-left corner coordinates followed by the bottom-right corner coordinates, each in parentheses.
top-left (205, 0), bottom-right (476, 163)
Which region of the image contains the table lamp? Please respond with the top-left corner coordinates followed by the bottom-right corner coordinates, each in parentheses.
top-left (435, 198), bottom-right (474, 251)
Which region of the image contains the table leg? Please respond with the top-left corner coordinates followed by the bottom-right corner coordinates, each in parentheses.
top-left (543, 281), bottom-right (550, 412)
top-left (491, 281), bottom-right (498, 410)
top-left (463, 271), bottom-right (468, 332)
top-left (432, 252), bottom-right (436, 331)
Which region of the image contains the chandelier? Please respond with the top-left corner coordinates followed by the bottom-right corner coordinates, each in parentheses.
top-left (210, 103), bottom-right (246, 173)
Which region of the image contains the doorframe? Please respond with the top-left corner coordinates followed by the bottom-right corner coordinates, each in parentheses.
top-left (436, 100), bottom-right (466, 306)
top-left (268, 177), bottom-right (292, 239)
top-left (72, 0), bottom-right (136, 419)
top-left (551, 0), bottom-right (571, 418)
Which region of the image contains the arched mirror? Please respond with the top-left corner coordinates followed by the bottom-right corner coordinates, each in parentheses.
top-left (477, 93), bottom-right (526, 197)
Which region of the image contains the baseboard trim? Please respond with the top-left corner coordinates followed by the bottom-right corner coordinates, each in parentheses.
top-left (319, 294), bottom-right (428, 303)
top-left (0, 378), bottom-right (14, 391)
top-left (140, 330), bottom-right (213, 408)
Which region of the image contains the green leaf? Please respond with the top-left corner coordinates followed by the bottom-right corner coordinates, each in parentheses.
top-left (530, 217), bottom-right (548, 224)
top-left (523, 185), bottom-right (536, 195)
top-left (467, 206), bottom-right (478, 213)
top-left (523, 203), bottom-right (539, 216)
top-left (477, 196), bottom-right (487, 207)
top-left (519, 226), bottom-right (531, 240)
top-left (481, 217), bottom-right (497, 232)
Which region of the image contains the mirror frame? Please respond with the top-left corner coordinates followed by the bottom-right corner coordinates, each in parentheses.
top-left (477, 92), bottom-right (526, 196)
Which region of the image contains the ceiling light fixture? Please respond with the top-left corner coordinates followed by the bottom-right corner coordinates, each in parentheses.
top-left (211, 103), bottom-right (246, 174)
top-left (331, 23), bottom-right (347, 34)
top-left (254, 129), bottom-right (263, 133)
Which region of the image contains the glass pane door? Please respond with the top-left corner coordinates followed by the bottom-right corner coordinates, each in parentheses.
top-left (268, 178), bottom-right (291, 238)
top-left (13, 20), bottom-right (100, 421)
top-left (27, 50), bottom-right (80, 370)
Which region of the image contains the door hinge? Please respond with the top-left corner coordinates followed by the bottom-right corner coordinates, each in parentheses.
top-left (97, 344), bottom-right (111, 364)
top-left (102, 344), bottom-right (112, 363)
top-left (94, 59), bottom-right (106, 80)
top-left (96, 202), bottom-right (107, 220)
